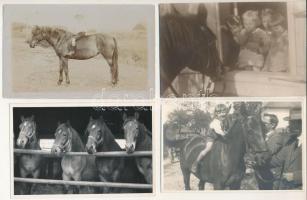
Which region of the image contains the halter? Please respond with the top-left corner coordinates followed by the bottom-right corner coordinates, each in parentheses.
top-left (87, 134), bottom-right (103, 146)
top-left (55, 128), bottom-right (72, 152)
top-left (19, 121), bottom-right (37, 145)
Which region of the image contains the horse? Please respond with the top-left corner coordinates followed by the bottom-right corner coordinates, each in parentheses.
top-left (159, 4), bottom-right (223, 97)
top-left (28, 25), bottom-right (119, 85)
top-left (122, 112), bottom-right (152, 184)
top-left (85, 116), bottom-right (148, 193)
top-left (15, 115), bottom-right (44, 194)
top-left (51, 121), bottom-right (99, 194)
top-left (179, 102), bottom-right (270, 190)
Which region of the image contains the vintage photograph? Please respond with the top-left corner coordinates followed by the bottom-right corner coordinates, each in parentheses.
top-left (162, 100), bottom-right (304, 191)
top-left (3, 5), bottom-right (155, 98)
top-left (12, 106), bottom-right (152, 195)
top-left (160, 2), bottom-right (306, 97)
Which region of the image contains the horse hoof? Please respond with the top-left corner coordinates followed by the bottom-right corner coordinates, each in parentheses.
top-left (57, 81), bottom-right (62, 85)
top-left (66, 81), bottom-right (70, 85)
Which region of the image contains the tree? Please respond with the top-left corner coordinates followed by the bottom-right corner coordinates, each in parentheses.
top-left (190, 108), bottom-right (212, 134)
top-left (167, 109), bottom-right (191, 133)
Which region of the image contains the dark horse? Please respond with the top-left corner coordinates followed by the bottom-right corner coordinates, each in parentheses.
top-left (122, 112), bottom-right (152, 184)
top-left (159, 4), bottom-right (223, 97)
top-left (51, 121), bottom-right (99, 194)
top-left (180, 102), bottom-right (269, 190)
top-left (16, 115), bottom-right (44, 194)
top-left (85, 116), bottom-right (148, 193)
top-left (29, 26), bottom-right (118, 85)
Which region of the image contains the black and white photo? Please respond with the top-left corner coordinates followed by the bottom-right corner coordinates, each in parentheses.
top-left (160, 2), bottom-right (305, 97)
top-left (162, 100), bottom-right (303, 191)
top-left (12, 106), bottom-right (152, 195)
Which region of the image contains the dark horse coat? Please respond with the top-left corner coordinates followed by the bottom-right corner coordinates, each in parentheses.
top-left (159, 4), bottom-right (223, 96)
top-left (180, 103), bottom-right (269, 190)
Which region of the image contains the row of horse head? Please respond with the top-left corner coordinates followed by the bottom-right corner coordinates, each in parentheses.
top-left (15, 112), bottom-right (152, 194)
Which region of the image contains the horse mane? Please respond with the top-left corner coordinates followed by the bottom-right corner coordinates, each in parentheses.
top-left (34, 26), bottom-right (73, 38)
top-left (61, 123), bottom-right (85, 152)
top-left (89, 119), bottom-right (121, 151)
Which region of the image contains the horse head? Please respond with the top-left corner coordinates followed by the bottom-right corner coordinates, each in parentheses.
top-left (51, 121), bottom-right (73, 155)
top-left (122, 112), bottom-right (141, 154)
top-left (85, 116), bottom-right (108, 154)
top-left (242, 102), bottom-right (270, 166)
top-left (29, 25), bottom-right (46, 48)
top-left (16, 115), bottom-right (37, 149)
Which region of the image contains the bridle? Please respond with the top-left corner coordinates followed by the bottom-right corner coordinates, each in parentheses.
top-left (54, 128), bottom-right (72, 152)
top-left (19, 121), bottom-right (36, 145)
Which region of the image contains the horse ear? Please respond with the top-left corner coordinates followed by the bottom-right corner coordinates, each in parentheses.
top-left (99, 115), bottom-right (104, 121)
top-left (123, 113), bottom-right (127, 121)
top-left (30, 115), bottom-right (35, 121)
top-left (89, 116), bottom-right (93, 122)
top-left (134, 112), bottom-right (140, 120)
top-left (66, 120), bottom-right (71, 126)
top-left (57, 121), bottom-right (61, 127)
top-left (21, 116), bottom-right (25, 122)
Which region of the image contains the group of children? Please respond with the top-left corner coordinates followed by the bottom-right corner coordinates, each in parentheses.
top-left (228, 8), bottom-right (289, 72)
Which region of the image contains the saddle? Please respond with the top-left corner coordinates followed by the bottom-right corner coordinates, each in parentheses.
top-left (71, 32), bottom-right (86, 46)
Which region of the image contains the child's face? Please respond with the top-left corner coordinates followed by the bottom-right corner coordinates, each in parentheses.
top-left (217, 111), bottom-right (227, 120)
top-left (271, 25), bottom-right (285, 36)
top-left (243, 19), bottom-right (258, 32)
top-left (262, 15), bottom-right (272, 30)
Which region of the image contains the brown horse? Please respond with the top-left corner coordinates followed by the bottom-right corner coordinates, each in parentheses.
top-left (16, 115), bottom-right (44, 194)
top-left (180, 102), bottom-right (269, 190)
top-left (85, 116), bottom-right (148, 193)
top-left (29, 25), bottom-right (119, 85)
top-left (51, 121), bottom-right (98, 194)
top-left (160, 4), bottom-right (223, 96)
top-left (123, 112), bottom-right (152, 184)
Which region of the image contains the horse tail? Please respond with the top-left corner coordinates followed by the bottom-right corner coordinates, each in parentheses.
top-left (112, 37), bottom-right (119, 81)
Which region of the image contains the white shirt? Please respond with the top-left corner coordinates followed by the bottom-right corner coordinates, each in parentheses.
top-left (210, 119), bottom-right (225, 136)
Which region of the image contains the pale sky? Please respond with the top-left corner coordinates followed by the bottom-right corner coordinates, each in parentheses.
top-left (4, 4), bottom-right (154, 32)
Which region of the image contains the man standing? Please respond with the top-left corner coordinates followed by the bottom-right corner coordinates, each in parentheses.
top-left (256, 113), bottom-right (286, 189)
top-left (270, 108), bottom-right (302, 189)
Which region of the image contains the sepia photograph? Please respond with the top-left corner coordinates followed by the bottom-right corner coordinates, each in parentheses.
top-left (3, 5), bottom-right (155, 99)
top-left (162, 100), bottom-right (304, 191)
top-left (12, 106), bottom-right (152, 195)
top-left (160, 2), bottom-right (306, 97)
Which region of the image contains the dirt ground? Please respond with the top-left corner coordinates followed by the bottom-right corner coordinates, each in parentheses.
top-left (10, 26), bottom-right (149, 95)
top-left (163, 157), bottom-right (214, 191)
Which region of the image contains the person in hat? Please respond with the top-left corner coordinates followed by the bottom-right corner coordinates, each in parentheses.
top-left (263, 13), bottom-right (289, 72)
top-left (256, 113), bottom-right (289, 189)
top-left (269, 108), bottom-right (302, 189)
top-left (191, 104), bottom-right (231, 173)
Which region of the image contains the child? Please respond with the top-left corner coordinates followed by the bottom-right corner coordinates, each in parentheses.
top-left (263, 13), bottom-right (289, 72)
top-left (191, 104), bottom-right (230, 173)
top-left (231, 10), bottom-right (270, 71)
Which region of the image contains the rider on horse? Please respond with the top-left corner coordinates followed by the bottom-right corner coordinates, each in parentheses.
top-left (66, 31), bottom-right (87, 56)
top-left (192, 104), bottom-right (231, 173)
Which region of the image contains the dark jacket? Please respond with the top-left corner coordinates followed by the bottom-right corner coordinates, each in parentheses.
top-left (270, 137), bottom-right (302, 189)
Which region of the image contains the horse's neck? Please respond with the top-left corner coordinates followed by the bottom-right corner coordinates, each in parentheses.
top-left (44, 29), bottom-right (73, 49)
top-left (70, 130), bottom-right (85, 152)
top-left (136, 123), bottom-right (152, 151)
top-left (98, 125), bottom-right (121, 152)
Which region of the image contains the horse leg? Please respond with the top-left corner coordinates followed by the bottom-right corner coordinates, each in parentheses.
top-left (61, 57), bottom-right (70, 84)
top-left (198, 180), bottom-right (205, 190)
top-left (181, 168), bottom-right (191, 190)
top-left (58, 58), bottom-right (64, 85)
top-left (105, 58), bottom-right (117, 85)
top-left (20, 168), bottom-right (31, 194)
top-left (213, 182), bottom-right (225, 190)
top-left (99, 174), bottom-right (110, 193)
top-left (62, 173), bottom-right (72, 194)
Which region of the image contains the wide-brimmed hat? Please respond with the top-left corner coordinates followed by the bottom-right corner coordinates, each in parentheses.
top-left (269, 13), bottom-right (285, 27)
top-left (283, 108), bottom-right (301, 121)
